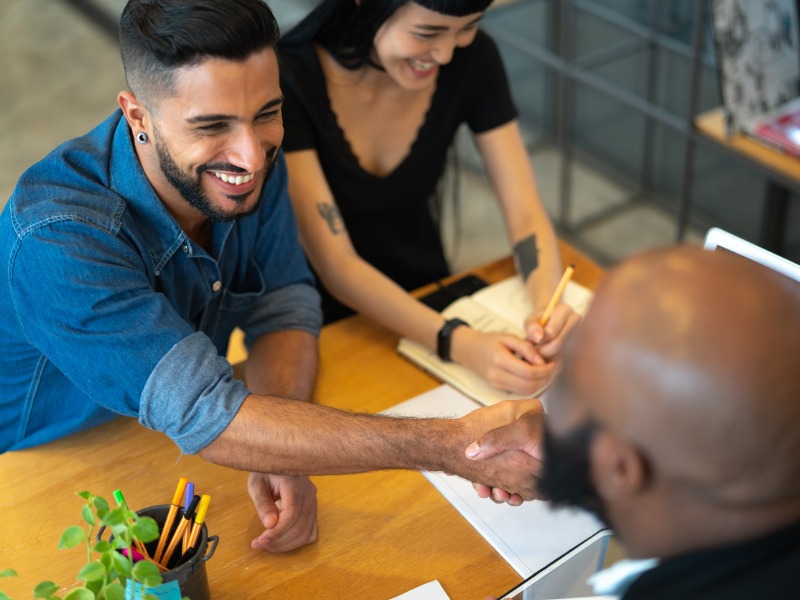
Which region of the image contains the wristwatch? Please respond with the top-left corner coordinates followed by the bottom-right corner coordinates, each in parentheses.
top-left (436, 318), bottom-right (469, 362)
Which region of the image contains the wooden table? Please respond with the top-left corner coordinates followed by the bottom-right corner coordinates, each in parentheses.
top-left (694, 107), bottom-right (800, 253)
top-left (0, 242), bottom-right (603, 600)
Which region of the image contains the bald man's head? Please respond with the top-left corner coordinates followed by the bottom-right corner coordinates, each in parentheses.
top-left (542, 245), bottom-right (800, 556)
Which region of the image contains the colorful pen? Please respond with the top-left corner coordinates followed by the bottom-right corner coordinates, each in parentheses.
top-left (153, 477), bottom-right (187, 564)
top-left (177, 494), bottom-right (211, 566)
top-left (113, 488), bottom-right (150, 560)
top-left (161, 494), bottom-right (200, 568)
top-left (182, 482), bottom-right (195, 553)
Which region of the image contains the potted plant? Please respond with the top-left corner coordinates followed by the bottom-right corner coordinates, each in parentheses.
top-left (0, 491), bottom-right (168, 600)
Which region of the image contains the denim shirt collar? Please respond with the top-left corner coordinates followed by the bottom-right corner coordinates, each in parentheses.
top-left (107, 111), bottom-right (234, 273)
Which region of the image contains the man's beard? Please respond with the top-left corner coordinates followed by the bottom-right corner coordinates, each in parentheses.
top-left (538, 419), bottom-right (609, 525)
top-left (154, 133), bottom-right (278, 222)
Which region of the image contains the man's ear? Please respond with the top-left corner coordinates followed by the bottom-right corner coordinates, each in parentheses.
top-left (118, 90), bottom-right (150, 136)
top-left (591, 431), bottom-right (649, 502)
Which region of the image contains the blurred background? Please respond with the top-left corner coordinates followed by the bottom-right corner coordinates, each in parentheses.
top-left (3, 0), bottom-right (798, 270)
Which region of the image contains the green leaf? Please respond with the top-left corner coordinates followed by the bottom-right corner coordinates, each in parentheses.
top-left (0, 592), bottom-right (12, 600)
top-left (132, 517), bottom-right (160, 544)
top-left (82, 503), bottom-right (96, 526)
top-left (93, 496), bottom-right (110, 514)
top-left (77, 561), bottom-right (106, 583)
top-left (33, 581), bottom-right (60, 598)
top-left (110, 524), bottom-right (130, 541)
top-left (104, 583), bottom-right (126, 600)
top-left (63, 587), bottom-right (95, 600)
top-left (0, 569), bottom-right (17, 578)
top-left (92, 540), bottom-right (112, 553)
top-left (102, 508), bottom-right (127, 528)
top-left (131, 561), bottom-right (162, 588)
top-left (111, 551), bottom-right (132, 577)
top-left (110, 537), bottom-right (130, 551)
top-left (85, 579), bottom-right (103, 595)
top-left (58, 525), bottom-right (86, 550)
top-left (77, 491), bottom-right (92, 500)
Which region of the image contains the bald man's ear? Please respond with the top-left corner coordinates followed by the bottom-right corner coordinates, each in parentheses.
top-left (591, 431), bottom-right (649, 502)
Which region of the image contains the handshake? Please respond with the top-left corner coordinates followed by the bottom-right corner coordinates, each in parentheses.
top-left (449, 398), bottom-right (546, 506)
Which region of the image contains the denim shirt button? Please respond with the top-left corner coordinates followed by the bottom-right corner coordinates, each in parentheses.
top-left (182, 244), bottom-right (190, 254)
top-left (211, 280), bottom-right (222, 293)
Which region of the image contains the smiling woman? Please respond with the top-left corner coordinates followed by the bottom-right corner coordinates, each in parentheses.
top-left (276, 0), bottom-right (579, 399)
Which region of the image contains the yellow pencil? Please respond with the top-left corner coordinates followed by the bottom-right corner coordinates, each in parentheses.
top-left (540, 264), bottom-right (575, 326)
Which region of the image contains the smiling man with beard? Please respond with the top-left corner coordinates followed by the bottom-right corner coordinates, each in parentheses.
top-left (471, 246), bottom-right (800, 598)
top-left (0, 0), bottom-right (547, 558)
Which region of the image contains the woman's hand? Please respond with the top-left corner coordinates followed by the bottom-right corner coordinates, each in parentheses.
top-left (450, 326), bottom-right (557, 396)
top-left (525, 303), bottom-right (581, 361)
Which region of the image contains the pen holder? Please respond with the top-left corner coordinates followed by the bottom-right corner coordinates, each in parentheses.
top-left (98, 504), bottom-right (218, 600)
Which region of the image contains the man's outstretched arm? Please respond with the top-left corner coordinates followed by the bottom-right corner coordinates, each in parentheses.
top-left (199, 396), bottom-right (544, 500)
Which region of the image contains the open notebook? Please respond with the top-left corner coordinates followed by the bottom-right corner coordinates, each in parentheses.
top-left (398, 276), bottom-right (594, 406)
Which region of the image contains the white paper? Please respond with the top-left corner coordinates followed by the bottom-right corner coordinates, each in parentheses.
top-left (390, 580), bottom-right (451, 600)
top-left (383, 386), bottom-right (606, 578)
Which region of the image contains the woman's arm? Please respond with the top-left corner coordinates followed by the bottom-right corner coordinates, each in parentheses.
top-left (285, 149), bottom-right (551, 395)
top-left (285, 149), bottom-right (444, 347)
top-left (475, 120), bottom-right (580, 358)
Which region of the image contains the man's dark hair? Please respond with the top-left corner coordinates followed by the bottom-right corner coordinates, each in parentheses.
top-left (119, 0), bottom-right (280, 104)
top-left (282, 0), bottom-right (494, 70)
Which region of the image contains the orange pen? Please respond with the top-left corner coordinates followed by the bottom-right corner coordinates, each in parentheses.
top-left (152, 477), bottom-right (187, 564)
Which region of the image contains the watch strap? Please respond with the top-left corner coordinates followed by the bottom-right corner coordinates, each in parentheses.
top-left (436, 318), bottom-right (469, 362)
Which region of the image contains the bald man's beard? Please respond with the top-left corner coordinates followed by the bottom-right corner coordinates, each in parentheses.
top-left (538, 420), bottom-right (609, 526)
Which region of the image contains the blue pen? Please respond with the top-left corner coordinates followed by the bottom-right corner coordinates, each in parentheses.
top-left (182, 482), bottom-right (195, 553)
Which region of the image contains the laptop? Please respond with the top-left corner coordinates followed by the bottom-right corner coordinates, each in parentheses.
top-left (702, 227), bottom-right (800, 283)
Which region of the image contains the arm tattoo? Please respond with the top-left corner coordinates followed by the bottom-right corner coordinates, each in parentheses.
top-left (513, 234), bottom-right (539, 281)
top-left (316, 202), bottom-right (347, 235)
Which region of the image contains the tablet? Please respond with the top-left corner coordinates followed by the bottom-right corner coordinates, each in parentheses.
top-left (497, 529), bottom-right (614, 599)
top-left (702, 227), bottom-right (800, 283)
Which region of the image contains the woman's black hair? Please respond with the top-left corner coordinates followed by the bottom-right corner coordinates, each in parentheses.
top-left (119, 0), bottom-right (280, 103)
top-left (282, 0), bottom-right (494, 69)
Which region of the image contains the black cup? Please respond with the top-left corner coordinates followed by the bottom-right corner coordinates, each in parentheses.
top-left (98, 504), bottom-right (218, 600)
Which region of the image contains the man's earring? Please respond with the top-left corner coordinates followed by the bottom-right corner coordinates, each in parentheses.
top-left (136, 131), bottom-right (149, 145)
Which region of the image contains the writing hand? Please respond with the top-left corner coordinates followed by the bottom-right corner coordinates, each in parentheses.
top-left (465, 406), bottom-right (546, 505)
top-left (525, 304), bottom-right (581, 361)
top-left (452, 327), bottom-right (556, 395)
top-left (247, 472), bottom-right (318, 552)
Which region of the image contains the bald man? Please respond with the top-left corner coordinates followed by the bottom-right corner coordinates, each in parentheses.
top-left (469, 245), bottom-right (800, 598)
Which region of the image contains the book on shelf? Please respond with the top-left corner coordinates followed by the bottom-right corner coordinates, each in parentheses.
top-left (710, 0), bottom-right (800, 157)
top-left (751, 96), bottom-right (800, 157)
top-left (397, 275), bottom-right (594, 406)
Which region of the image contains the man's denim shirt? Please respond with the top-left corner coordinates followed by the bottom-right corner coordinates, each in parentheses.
top-left (0, 111), bottom-right (322, 454)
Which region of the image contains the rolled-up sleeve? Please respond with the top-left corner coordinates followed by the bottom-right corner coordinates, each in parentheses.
top-left (241, 282), bottom-right (322, 349)
top-left (140, 332), bottom-right (250, 454)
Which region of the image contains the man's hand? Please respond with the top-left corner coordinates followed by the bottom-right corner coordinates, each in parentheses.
top-left (465, 403), bottom-right (546, 505)
top-left (455, 399), bottom-right (545, 501)
top-left (247, 472), bottom-right (318, 552)
top-left (525, 304), bottom-right (581, 361)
